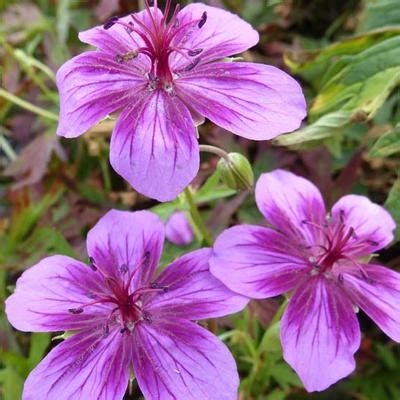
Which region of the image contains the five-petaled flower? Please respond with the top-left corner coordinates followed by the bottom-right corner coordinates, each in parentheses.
top-left (56, 0), bottom-right (306, 201)
top-left (210, 169), bottom-right (399, 392)
top-left (6, 210), bottom-right (247, 400)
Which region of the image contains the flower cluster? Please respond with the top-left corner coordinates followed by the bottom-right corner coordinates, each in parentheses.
top-left (5, 1), bottom-right (400, 399)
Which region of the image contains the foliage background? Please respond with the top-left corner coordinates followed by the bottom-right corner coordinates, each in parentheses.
top-left (0, 0), bottom-right (399, 399)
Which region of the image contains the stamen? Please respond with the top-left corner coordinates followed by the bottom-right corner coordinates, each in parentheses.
top-left (120, 264), bottom-right (129, 274)
top-left (104, 16), bottom-right (120, 30)
top-left (150, 281), bottom-right (169, 292)
top-left (198, 11), bottom-right (207, 28)
top-left (88, 256), bottom-right (97, 271)
top-left (68, 308), bottom-right (83, 314)
top-left (184, 57), bottom-right (201, 72)
top-left (188, 48), bottom-right (203, 56)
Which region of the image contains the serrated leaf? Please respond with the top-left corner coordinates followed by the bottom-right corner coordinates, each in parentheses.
top-left (369, 125), bottom-right (400, 157)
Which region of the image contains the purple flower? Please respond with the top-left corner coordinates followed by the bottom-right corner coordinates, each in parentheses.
top-left (56, 1), bottom-right (306, 201)
top-left (6, 210), bottom-right (247, 400)
top-left (165, 211), bottom-right (194, 246)
top-left (210, 169), bottom-right (398, 392)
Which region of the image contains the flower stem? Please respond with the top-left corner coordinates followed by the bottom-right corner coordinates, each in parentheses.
top-left (0, 88), bottom-right (58, 121)
top-left (183, 187), bottom-right (213, 246)
top-left (199, 144), bottom-right (229, 160)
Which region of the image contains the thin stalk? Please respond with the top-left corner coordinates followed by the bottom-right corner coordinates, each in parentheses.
top-left (0, 88), bottom-right (58, 121)
top-left (199, 144), bottom-right (229, 160)
top-left (183, 187), bottom-right (212, 246)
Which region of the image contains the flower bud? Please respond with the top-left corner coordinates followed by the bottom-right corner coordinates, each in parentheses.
top-left (217, 152), bottom-right (254, 191)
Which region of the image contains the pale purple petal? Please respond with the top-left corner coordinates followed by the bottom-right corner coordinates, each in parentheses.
top-left (132, 319), bottom-right (239, 400)
top-left (79, 10), bottom-right (161, 60)
top-left (56, 51), bottom-right (146, 138)
top-left (23, 329), bottom-right (131, 400)
top-left (342, 263), bottom-right (400, 342)
top-left (145, 248), bottom-right (248, 320)
top-left (171, 4), bottom-right (259, 69)
top-left (110, 90), bottom-right (199, 202)
top-left (256, 169), bottom-right (326, 245)
top-left (5, 255), bottom-right (110, 332)
top-left (281, 276), bottom-right (360, 392)
top-left (86, 210), bottom-right (164, 288)
top-left (175, 62), bottom-right (306, 140)
top-left (332, 195), bottom-right (396, 254)
top-left (210, 225), bottom-right (309, 299)
top-left (165, 211), bottom-right (194, 246)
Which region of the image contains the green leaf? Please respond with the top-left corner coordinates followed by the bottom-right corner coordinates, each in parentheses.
top-left (0, 367), bottom-right (23, 400)
top-left (275, 111), bottom-right (351, 146)
top-left (194, 170), bottom-right (237, 203)
top-left (311, 36), bottom-right (400, 119)
top-left (369, 124), bottom-right (400, 157)
top-left (358, 0), bottom-right (400, 32)
top-left (385, 176), bottom-right (400, 241)
top-left (28, 333), bottom-right (51, 368)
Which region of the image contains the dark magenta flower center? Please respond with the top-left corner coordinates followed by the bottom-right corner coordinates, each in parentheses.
top-left (303, 211), bottom-right (378, 274)
top-left (104, 0), bottom-right (207, 89)
top-left (69, 256), bottom-right (167, 335)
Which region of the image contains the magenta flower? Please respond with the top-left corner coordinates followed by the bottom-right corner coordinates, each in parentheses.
top-left (165, 211), bottom-right (194, 245)
top-left (6, 210), bottom-right (247, 400)
top-left (210, 169), bottom-right (399, 392)
top-left (56, 1), bottom-right (306, 201)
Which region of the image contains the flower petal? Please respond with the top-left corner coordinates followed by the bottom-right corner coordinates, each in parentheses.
top-left (79, 10), bottom-right (161, 59)
top-left (171, 3), bottom-right (259, 68)
top-left (281, 276), bottom-right (360, 392)
top-left (256, 169), bottom-right (326, 245)
top-left (110, 90), bottom-right (199, 202)
top-left (331, 195), bottom-right (395, 254)
top-left (145, 248), bottom-right (248, 320)
top-left (132, 319), bottom-right (239, 400)
top-left (175, 62), bottom-right (306, 140)
top-left (23, 329), bottom-right (131, 400)
top-left (342, 263), bottom-right (400, 342)
top-left (5, 255), bottom-right (110, 332)
top-left (165, 211), bottom-right (194, 246)
top-left (56, 51), bottom-right (146, 138)
top-left (210, 225), bottom-right (309, 299)
top-left (86, 210), bottom-right (164, 288)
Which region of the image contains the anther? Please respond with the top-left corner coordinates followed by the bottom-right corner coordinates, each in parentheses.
top-left (120, 327), bottom-right (128, 334)
top-left (150, 282), bottom-right (169, 292)
top-left (188, 48), bottom-right (203, 57)
top-left (125, 21), bottom-right (134, 33)
top-left (88, 256), bottom-right (97, 271)
top-left (143, 312), bottom-right (152, 323)
top-left (120, 264), bottom-right (129, 274)
top-left (198, 11), bottom-right (207, 28)
top-left (338, 274), bottom-right (344, 284)
top-left (68, 308), bottom-right (84, 314)
top-left (103, 16), bottom-right (120, 30)
top-left (184, 58), bottom-right (201, 72)
top-left (103, 325), bottom-right (110, 337)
